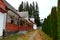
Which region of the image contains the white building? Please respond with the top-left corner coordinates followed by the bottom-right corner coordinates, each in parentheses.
top-left (17, 11), bottom-right (29, 20)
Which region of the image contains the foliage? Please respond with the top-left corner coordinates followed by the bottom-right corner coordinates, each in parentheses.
top-left (32, 2), bottom-right (41, 27)
top-left (18, 1), bottom-right (41, 27)
top-left (19, 1), bottom-right (23, 12)
top-left (57, 0), bottom-right (60, 40)
top-left (42, 7), bottom-right (57, 40)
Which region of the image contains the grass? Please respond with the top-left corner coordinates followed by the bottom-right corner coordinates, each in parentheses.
top-left (0, 30), bottom-right (34, 40)
top-left (38, 29), bottom-right (53, 40)
top-left (0, 30), bottom-right (53, 40)
top-left (1, 34), bottom-right (18, 40)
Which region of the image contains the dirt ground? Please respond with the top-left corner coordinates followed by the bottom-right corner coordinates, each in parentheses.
top-left (17, 30), bottom-right (52, 40)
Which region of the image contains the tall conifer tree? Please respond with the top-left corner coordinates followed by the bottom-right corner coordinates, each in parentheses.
top-left (34, 2), bottom-right (41, 27)
top-left (19, 1), bottom-right (23, 12)
top-left (57, 0), bottom-right (60, 40)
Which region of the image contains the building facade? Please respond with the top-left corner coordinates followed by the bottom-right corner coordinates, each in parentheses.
top-left (0, 0), bottom-right (33, 37)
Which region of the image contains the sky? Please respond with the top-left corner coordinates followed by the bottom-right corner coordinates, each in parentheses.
top-left (6, 0), bottom-right (58, 19)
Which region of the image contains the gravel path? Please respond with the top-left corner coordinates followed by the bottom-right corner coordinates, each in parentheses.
top-left (28, 30), bottom-right (38, 40)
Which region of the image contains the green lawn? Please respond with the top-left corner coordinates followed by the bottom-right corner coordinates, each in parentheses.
top-left (1, 34), bottom-right (18, 40)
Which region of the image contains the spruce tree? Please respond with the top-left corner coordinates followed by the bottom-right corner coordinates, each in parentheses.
top-left (42, 7), bottom-right (57, 40)
top-left (57, 0), bottom-right (60, 40)
top-left (29, 4), bottom-right (33, 17)
top-left (42, 18), bottom-right (47, 33)
top-left (51, 7), bottom-right (57, 40)
top-left (33, 2), bottom-right (41, 27)
top-left (24, 2), bottom-right (29, 11)
top-left (19, 1), bottom-right (23, 12)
